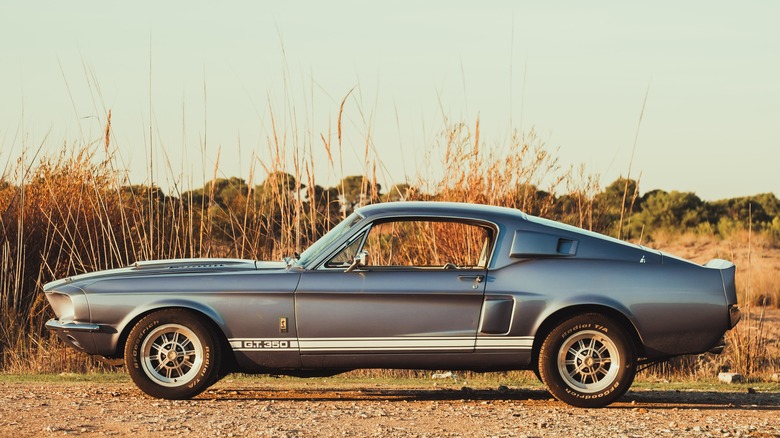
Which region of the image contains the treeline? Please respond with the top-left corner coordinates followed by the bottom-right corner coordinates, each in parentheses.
top-left (170, 173), bottom-right (780, 249)
top-left (553, 179), bottom-right (780, 242)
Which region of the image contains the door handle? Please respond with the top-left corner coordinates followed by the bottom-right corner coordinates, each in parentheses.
top-left (458, 275), bottom-right (484, 289)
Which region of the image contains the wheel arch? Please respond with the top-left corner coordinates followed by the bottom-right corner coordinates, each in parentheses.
top-left (530, 304), bottom-right (646, 368)
top-left (113, 303), bottom-right (235, 369)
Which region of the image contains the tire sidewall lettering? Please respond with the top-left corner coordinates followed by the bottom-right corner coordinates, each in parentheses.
top-left (131, 319), bottom-right (161, 370)
top-left (563, 379), bottom-right (621, 399)
top-left (560, 323), bottom-right (592, 339)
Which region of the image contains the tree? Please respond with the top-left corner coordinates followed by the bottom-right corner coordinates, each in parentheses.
top-left (337, 175), bottom-right (381, 214)
top-left (628, 190), bottom-right (705, 237)
top-left (591, 178), bottom-right (640, 237)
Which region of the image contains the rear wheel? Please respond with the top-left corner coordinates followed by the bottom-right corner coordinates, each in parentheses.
top-left (125, 309), bottom-right (222, 399)
top-left (538, 313), bottom-right (635, 408)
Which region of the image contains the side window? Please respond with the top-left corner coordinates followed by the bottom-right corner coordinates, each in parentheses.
top-left (325, 231), bottom-right (366, 268)
top-left (362, 220), bottom-right (491, 268)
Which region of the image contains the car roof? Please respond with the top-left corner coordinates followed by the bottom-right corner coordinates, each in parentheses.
top-left (354, 201), bottom-right (527, 223)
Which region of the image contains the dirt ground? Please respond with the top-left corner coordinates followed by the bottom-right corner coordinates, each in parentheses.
top-left (1, 379), bottom-right (778, 437)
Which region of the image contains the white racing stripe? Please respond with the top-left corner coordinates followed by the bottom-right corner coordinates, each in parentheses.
top-left (475, 336), bottom-right (534, 350)
top-left (300, 337), bottom-right (474, 351)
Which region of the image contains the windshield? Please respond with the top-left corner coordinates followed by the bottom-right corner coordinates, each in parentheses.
top-left (296, 212), bottom-right (364, 267)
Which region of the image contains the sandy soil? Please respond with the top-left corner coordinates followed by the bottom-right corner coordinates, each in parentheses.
top-left (1, 379), bottom-right (778, 437)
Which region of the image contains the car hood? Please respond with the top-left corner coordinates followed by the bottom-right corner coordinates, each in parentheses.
top-left (43, 258), bottom-right (286, 292)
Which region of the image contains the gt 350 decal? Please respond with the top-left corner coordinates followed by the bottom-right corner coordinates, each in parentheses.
top-left (229, 338), bottom-right (299, 351)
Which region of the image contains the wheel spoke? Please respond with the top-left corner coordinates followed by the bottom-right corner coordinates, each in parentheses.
top-left (172, 363), bottom-right (184, 377)
top-left (178, 348), bottom-right (197, 358)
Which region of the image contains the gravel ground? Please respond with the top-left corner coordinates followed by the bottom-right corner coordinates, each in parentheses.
top-left (1, 380), bottom-right (778, 437)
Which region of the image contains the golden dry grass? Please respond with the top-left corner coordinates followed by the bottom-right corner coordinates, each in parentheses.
top-left (0, 109), bottom-right (777, 380)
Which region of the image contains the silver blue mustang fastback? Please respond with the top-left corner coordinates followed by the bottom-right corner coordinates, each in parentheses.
top-left (44, 202), bottom-right (740, 407)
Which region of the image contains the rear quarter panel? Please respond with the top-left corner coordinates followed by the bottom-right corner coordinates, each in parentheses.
top-left (488, 258), bottom-right (730, 358)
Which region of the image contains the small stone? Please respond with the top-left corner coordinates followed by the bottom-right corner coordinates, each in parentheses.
top-left (747, 387), bottom-right (756, 394)
top-left (770, 373), bottom-right (780, 382)
top-left (718, 372), bottom-right (744, 384)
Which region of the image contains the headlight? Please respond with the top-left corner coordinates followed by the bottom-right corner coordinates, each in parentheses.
top-left (45, 291), bottom-right (90, 323)
top-left (46, 292), bottom-right (74, 321)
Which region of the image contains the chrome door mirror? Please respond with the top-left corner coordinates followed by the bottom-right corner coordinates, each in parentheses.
top-left (345, 251), bottom-right (369, 272)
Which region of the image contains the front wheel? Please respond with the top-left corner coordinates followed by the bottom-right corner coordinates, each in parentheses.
top-left (538, 313), bottom-right (636, 408)
top-left (125, 309), bottom-right (222, 399)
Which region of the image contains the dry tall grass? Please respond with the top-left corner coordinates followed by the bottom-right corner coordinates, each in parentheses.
top-left (1, 109), bottom-right (777, 381)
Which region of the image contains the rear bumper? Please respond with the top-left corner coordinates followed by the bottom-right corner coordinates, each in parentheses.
top-left (708, 337), bottom-right (727, 355)
top-left (709, 305), bottom-right (741, 355)
top-left (729, 305), bottom-right (741, 328)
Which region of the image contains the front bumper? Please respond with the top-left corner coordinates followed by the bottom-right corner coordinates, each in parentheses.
top-left (45, 319), bottom-right (100, 332)
top-left (45, 319), bottom-right (100, 352)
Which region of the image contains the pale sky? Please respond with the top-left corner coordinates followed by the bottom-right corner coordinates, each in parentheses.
top-left (1, 1), bottom-right (778, 200)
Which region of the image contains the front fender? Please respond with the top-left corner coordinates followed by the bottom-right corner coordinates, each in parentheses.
top-left (94, 299), bottom-right (228, 357)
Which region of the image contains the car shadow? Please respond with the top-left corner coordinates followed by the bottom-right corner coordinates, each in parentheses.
top-left (617, 389), bottom-right (780, 410)
top-left (199, 386), bottom-right (780, 409)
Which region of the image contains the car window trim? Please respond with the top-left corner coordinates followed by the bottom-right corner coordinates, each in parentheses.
top-left (313, 216), bottom-right (498, 271)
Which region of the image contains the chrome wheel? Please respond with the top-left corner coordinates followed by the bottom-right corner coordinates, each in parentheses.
top-left (539, 314), bottom-right (636, 407)
top-left (140, 323), bottom-right (204, 387)
top-left (557, 330), bottom-right (620, 393)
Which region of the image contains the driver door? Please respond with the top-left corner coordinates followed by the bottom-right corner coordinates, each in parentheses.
top-left (294, 219), bottom-right (492, 368)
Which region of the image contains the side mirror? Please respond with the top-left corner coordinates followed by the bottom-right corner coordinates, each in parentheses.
top-left (345, 251), bottom-right (369, 272)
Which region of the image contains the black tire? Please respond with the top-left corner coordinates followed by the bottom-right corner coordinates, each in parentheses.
top-left (538, 313), bottom-right (635, 408)
top-left (124, 309), bottom-right (222, 399)
top-left (532, 365), bottom-right (543, 383)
